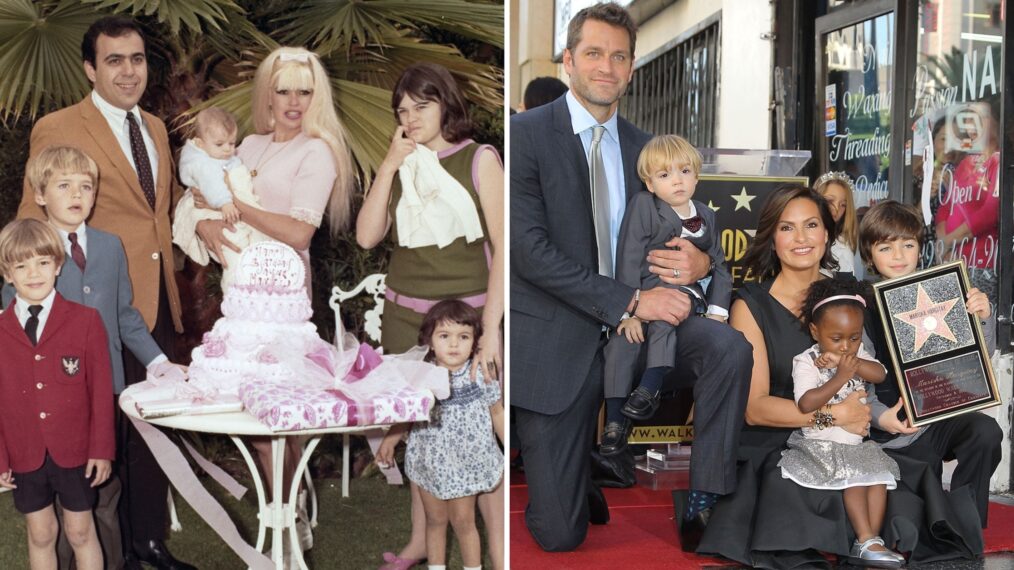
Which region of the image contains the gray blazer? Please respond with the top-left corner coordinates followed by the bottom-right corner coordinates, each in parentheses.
top-left (510, 96), bottom-right (652, 415)
top-left (3, 226), bottom-right (162, 394)
top-left (604, 194), bottom-right (733, 396)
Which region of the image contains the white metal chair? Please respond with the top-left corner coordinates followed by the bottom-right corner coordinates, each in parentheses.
top-left (328, 273), bottom-right (387, 503)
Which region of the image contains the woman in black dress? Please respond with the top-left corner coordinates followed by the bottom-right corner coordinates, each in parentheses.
top-left (696, 185), bottom-right (983, 568)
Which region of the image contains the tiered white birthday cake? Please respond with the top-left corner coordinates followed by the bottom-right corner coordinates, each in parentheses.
top-left (184, 241), bottom-right (449, 431)
top-left (188, 242), bottom-right (334, 396)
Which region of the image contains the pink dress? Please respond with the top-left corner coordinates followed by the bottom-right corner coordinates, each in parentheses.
top-left (237, 133), bottom-right (338, 289)
top-left (935, 152), bottom-right (999, 269)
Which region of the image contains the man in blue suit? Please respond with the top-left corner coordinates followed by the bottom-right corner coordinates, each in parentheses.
top-left (5, 146), bottom-right (190, 569)
top-left (510, 2), bottom-right (752, 553)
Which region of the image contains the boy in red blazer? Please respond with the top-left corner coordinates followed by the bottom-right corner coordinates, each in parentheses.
top-left (0, 219), bottom-right (114, 570)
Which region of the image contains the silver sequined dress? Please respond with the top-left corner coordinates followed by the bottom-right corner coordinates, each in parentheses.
top-left (778, 344), bottom-right (900, 490)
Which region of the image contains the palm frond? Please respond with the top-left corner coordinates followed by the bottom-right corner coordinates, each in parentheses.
top-left (0, 0), bottom-right (99, 120)
top-left (350, 32), bottom-right (502, 112)
top-left (330, 78), bottom-right (397, 180)
top-left (82, 0), bottom-right (241, 34)
top-left (275, 0), bottom-right (503, 54)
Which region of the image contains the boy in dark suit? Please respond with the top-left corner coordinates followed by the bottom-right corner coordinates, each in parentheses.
top-left (0, 218), bottom-right (115, 570)
top-left (601, 135), bottom-right (733, 455)
top-left (5, 146), bottom-right (187, 569)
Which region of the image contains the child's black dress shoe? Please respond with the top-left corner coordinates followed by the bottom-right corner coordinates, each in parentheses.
top-left (621, 386), bottom-right (661, 420)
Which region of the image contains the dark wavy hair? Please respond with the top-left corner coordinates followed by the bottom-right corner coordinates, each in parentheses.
top-left (740, 184), bottom-right (839, 282)
top-left (418, 300), bottom-right (484, 362)
top-left (858, 200), bottom-right (924, 272)
top-left (82, 16), bottom-right (145, 67)
top-left (391, 63), bottom-right (471, 143)
top-left (800, 278), bottom-right (872, 328)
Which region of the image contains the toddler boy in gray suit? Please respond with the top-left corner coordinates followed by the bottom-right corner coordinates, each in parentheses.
top-left (601, 135), bottom-right (733, 456)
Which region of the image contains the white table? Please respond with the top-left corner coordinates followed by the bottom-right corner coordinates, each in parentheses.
top-left (120, 386), bottom-right (375, 570)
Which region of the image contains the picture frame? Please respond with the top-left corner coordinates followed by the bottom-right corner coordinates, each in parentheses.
top-left (873, 261), bottom-right (1000, 426)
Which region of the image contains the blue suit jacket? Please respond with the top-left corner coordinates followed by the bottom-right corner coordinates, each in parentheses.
top-left (3, 226), bottom-right (162, 394)
top-left (510, 96), bottom-right (652, 415)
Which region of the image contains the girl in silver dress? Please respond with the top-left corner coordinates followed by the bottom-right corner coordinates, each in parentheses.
top-left (779, 279), bottom-right (904, 567)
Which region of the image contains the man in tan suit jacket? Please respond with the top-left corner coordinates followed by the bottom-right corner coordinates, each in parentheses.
top-left (18, 16), bottom-right (195, 570)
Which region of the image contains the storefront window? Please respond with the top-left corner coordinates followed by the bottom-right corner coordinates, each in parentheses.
top-left (906, 0), bottom-right (1002, 304)
top-left (819, 12), bottom-right (895, 209)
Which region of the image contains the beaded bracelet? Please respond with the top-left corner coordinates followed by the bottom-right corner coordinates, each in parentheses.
top-left (812, 405), bottom-right (834, 430)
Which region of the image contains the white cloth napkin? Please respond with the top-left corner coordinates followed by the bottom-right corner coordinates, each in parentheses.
top-left (395, 145), bottom-right (484, 249)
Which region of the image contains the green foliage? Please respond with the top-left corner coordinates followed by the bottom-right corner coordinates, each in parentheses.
top-left (0, 0), bottom-right (98, 120)
top-left (82, 0), bottom-right (242, 34)
top-left (0, 0), bottom-right (504, 177)
top-left (0, 117), bottom-right (31, 228)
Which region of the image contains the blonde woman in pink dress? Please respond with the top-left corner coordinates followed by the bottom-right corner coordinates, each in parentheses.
top-left (194, 46), bottom-right (355, 554)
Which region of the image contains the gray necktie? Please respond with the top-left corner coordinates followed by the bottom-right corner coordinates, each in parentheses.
top-left (589, 126), bottom-right (613, 277)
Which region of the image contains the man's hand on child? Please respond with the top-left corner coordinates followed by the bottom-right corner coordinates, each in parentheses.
top-left (617, 316), bottom-right (644, 343)
top-left (814, 351), bottom-right (841, 369)
top-left (636, 287), bottom-right (692, 326)
top-left (647, 237), bottom-right (711, 286)
top-left (878, 400), bottom-right (920, 436)
top-left (86, 459), bottom-right (111, 488)
top-left (221, 202), bottom-right (241, 225)
top-left (0, 470), bottom-right (15, 489)
top-left (966, 288), bottom-right (991, 319)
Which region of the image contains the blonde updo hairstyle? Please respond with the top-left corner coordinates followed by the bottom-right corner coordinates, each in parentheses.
top-left (251, 46), bottom-right (355, 234)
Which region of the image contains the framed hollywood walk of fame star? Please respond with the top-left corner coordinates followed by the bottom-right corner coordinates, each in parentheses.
top-left (873, 261), bottom-right (1001, 426)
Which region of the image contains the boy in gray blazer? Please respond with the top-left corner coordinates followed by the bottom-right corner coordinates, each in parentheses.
top-left (5, 146), bottom-right (187, 569)
top-left (601, 135), bottom-right (733, 456)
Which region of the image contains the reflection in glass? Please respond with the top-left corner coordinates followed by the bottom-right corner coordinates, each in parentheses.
top-left (820, 13), bottom-right (895, 209)
top-left (907, 0), bottom-right (1002, 305)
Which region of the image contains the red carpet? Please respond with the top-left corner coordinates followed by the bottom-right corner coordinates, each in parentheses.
top-left (510, 470), bottom-right (1014, 569)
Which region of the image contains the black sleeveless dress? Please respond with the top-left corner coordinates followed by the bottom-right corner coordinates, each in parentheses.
top-left (697, 280), bottom-right (982, 569)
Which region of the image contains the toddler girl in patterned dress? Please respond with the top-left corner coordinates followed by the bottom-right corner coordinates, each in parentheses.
top-left (778, 279), bottom-right (904, 567)
top-left (377, 300), bottom-right (504, 570)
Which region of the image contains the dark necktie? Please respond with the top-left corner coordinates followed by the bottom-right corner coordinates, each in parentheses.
top-left (125, 112), bottom-right (156, 209)
top-left (25, 305), bottom-right (43, 346)
top-left (68, 231), bottom-right (86, 271)
top-left (682, 215), bottom-right (704, 234)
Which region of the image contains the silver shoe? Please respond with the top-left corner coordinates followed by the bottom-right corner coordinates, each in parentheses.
top-left (847, 536), bottom-right (904, 568)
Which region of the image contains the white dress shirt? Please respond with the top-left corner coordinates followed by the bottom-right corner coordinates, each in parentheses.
top-left (15, 288), bottom-right (56, 342)
top-left (91, 90), bottom-right (160, 181)
top-left (56, 222), bottom-right (89, 258)
top-left (566, 91), bottom-right (626, 272)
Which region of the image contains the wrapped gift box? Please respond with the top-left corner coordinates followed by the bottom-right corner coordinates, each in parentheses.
top-left (239, 379), bottom-right (436, 431)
